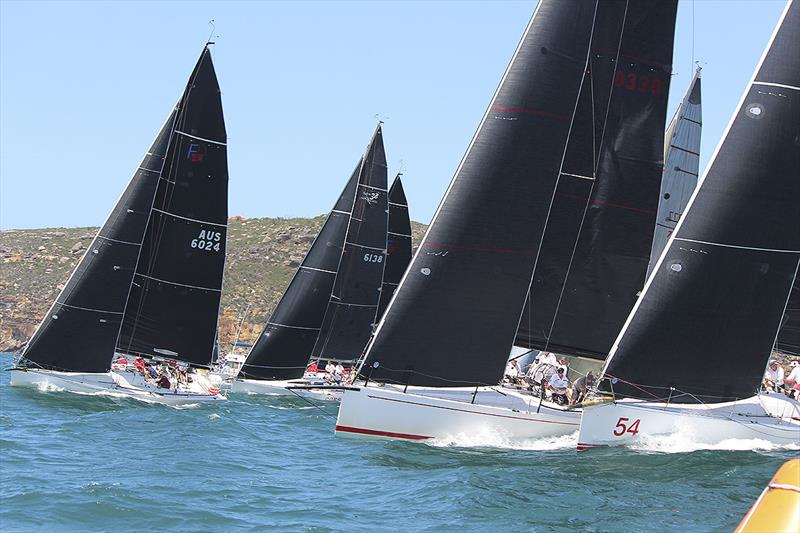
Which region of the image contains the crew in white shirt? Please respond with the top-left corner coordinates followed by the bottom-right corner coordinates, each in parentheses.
top-left (540, 352), bottom-right (559, 368)
top-left (763, 360), bottom-right (785, 392)
top-left (548, 367), bottom-right (570, 405)
top-left (784, 361), bottom-right (800, 398)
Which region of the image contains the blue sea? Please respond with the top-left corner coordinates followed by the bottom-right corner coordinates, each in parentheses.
top-left (1, 353), bottom-right (796, 532)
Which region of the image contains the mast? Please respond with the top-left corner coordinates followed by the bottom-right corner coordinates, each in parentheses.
top-left (116, 45), bottom-right (228, 368)
top-left (310, 125), bottom-right (389, 363)
top-left (376, 174), bottom-right (413, 319)
top-left (513, 1), bottom-right (678, 361)
top-left (647, 66), bottom-right (702, 277)
top-left (599, 0), bottom-right (800, 403)
top-left (238, 160), bottom-right (361, 380)
top-left (360, 0), bottom-right (678, 388)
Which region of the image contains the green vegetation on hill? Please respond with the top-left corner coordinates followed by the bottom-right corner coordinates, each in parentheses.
top-left (0, 216), bottom-right (427, 353)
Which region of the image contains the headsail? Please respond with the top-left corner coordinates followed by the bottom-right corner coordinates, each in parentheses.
top-left (311, 125), bottom-right (388, 363)
top-left (115, 46), bottom-right (228, 368)
top-left (239, 161), bottom-right (361, 380)
top-left (360, 1), bottom-right (676, 387)
top-left (599, 0), bottom-right (800, 402)
top-left (776, 279), bottom-right (800, 355)
top-left (20, 111), bottom-right (178, 373)
top-left (376, 175), bottom-right (412, 319)
top-left (514, 1), bottom-right (677, 360)
top-left (647, 67), bottom-right (702, 276)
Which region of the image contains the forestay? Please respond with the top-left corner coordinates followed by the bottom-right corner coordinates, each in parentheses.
top-left (600, 0), bottom-right (800, 402)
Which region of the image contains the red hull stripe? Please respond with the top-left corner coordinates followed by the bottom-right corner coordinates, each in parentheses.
top-left (576, 442), bottom-right (608, 451)
top-left (335, 425), bottom-right (431, 440)
top-left (367, 394), bottom-right (580, 426)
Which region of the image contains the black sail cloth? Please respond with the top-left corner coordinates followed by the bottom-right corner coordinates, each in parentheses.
top-left (116, 47), bottom-right (228, 368)
top-left (239, 162), bottom-right (361, 380)
top-left (377, 175), bottom-right (413, 319)
top-left (514, 1), bottom-right (676, 361)
top-left (312, 126), bottom-right (388, 363)
top-left (20, 111), bottom-right (177, 373)
top-left (361, 0), bottom-right (677, 387)
top-left (600, 0), bottom-right (800, 402)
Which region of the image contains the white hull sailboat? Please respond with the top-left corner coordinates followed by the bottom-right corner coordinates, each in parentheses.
top-left (336, 384), bottom-right (580, 441)
top-left (336, 0), bottom-right (680, 444)
top-left (230, 374), bottom-right (343, 401)
top-left (11, 44), bottom-right (231, 406)
top-left (577, 394), bottom-right (800, 450)
top-left (579, 1), bottom-right (800, 451)
top-left (10, 368), bottom-right (224, 405)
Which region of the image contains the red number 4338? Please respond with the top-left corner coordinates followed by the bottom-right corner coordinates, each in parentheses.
top-left (613, 417), bottom-right (641, 436)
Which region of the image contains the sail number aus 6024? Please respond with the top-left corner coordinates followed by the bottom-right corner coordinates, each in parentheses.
top-left (363, 253), bottom-right (383, 263)
top-left (191, 230), bottom-right (222, 252)
top-left (612, 417), bottom-right (641, 437)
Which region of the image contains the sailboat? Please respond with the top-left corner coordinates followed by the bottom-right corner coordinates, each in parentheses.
top-left (10, 45), bottom-right (229, 405)
top-left (231, 126), bottom-right (407, 396)
top-left (577, 0), bottom-right (800, 450)
top-left (335, 0), bottom-right (678, 442)
top-left (647, 65), bottom-right (702, 276)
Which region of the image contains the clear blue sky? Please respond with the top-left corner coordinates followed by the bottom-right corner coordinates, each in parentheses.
top-left (0, 0), bottom-right (788, 230)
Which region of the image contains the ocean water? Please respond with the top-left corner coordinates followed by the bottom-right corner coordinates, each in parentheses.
top-left (1, 353), bottom-right (796, 533)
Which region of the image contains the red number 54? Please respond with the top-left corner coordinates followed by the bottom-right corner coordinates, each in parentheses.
top-left (613, 417), bottom-right (641, 436)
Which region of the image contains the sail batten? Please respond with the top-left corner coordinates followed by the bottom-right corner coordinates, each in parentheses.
top-left (599, 0), bottom-right (800, 402)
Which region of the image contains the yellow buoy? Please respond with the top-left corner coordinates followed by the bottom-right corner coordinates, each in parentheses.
top-left (735, 458), bottom-right (800, 533)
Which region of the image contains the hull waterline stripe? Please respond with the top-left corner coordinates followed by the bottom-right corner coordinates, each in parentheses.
top-left (267, 321), bottom-right (321, 331)
top-left (576, 442), bottom-right (609, 451)
top-left (151, 208), bottom-right (227, 228)
top-left (335, 424), bottom-right (431, 440)
top-left (753, 81), bottom-right (800, 92)
top-left (367, 394), bottom-right (580, 426)
top-left (174, 130), bottom-right (227, 146)
top-left (674, 238), bottom-right (800, 254)
top-left (136, 273), bottom-right (221, 292)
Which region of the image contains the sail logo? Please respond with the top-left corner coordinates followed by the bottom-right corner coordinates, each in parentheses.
top-left (187, 143), bottom-right (206, 162)
top-left (190, 229), bottom-right (222, 252)
top-left (360, 191), bottom-right (380, 205)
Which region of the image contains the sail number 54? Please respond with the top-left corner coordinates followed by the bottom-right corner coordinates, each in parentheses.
top-left (612, 417), bottom-right (640, 437)
top-left (191, 229), bottom-right (222, 252)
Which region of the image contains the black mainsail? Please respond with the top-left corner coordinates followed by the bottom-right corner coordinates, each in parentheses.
top-left (21, 46), bottom-right (226, 373)
top-left (777, 279), bottom-right (800, 355)
top-left (376, 175), bottom-right (412, 319)
top-left (647, 67), bottom-right (702, 276)
top-left (239, 162), bottom-right (361, 380)
top-left (514, 1), bottom-right (677, 361)
top-left (311, 126), bottom-right (388, 363)
top-left (360, 1), bottom-right (677, 387)
top-left (599, 0), bottom-right (800, 402)
top-left (116, 47), bottom-right (228, 368)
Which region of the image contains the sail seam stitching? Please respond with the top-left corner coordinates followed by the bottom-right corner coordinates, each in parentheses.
top-left (56, 302), bottom-right (124, 314)
top-left (346, 242), bottom-right (385, 252)
top-left (753, 81), bottom-right (800, 91)
top-left (561, 172), bottom-right (595, 181)
top-left (97, 235), bottom-right (141, 246)
top-left (300, 266), bottom-right (337, 274)
top-left (267, 321), bottom-right (321, 331)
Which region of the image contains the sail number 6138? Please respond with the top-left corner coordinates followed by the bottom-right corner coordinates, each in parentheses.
top-left (363, 253), bottom-right (383, 263)
top-left (613, 417), bottom-right (640, 436)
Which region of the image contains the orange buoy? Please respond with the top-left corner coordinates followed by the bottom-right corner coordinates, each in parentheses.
top-left (735, 458), bottom-right (800, 533)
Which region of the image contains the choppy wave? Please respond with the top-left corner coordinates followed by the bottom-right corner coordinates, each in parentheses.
top-left (427, 429), bottom-right (579, 451)
top-left (630, 431), bottom-right (800, 454)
